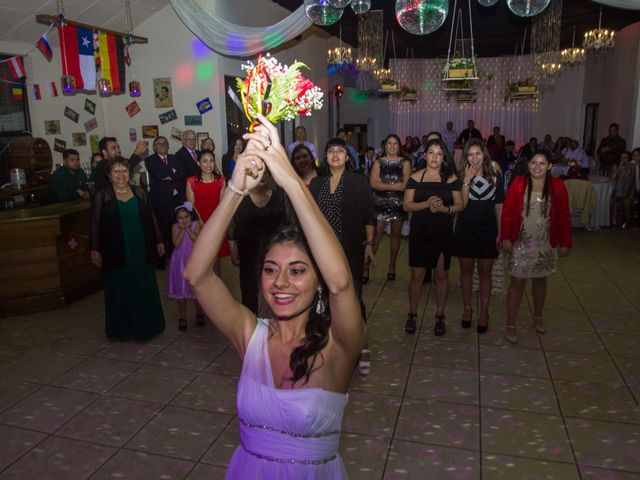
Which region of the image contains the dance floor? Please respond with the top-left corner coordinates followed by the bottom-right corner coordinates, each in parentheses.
top-left (0, 229), bottom-right (638, 479)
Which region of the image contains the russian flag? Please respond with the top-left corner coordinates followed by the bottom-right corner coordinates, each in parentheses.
top-left (7, 56), bottom-right (26, 79)
top-left (58, 24), bottom-right (96, 90)
top-left (37, 31), bottom-right (53, 61)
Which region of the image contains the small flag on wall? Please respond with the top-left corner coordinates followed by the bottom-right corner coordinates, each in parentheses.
top-left (49, 81), bottom-right (59, 97)
top-left (8, 56), bottom-right (26, 79)
top-left (33, 84), bottom-right (42, 100)
top-left (11, 86), bottom-right (23, 100)
top-left (36, 31), bottom-right (53, 61)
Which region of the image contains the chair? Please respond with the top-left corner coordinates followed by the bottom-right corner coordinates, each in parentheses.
top-left (565, 179), bottom-right (598, 228)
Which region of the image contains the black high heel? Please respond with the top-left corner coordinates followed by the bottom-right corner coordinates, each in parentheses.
top-left (477, 315), bottom-right (489, 334)
top-left (178, 318), bottom-right (187, 331)
top-left (434, 314), bottom-right (446, 336)
top-left (405, 313), bottom-right (417, 334)
top-left (362, 267), bottom-right (369, 285)
top-left (387, 265), bottom-right (396, 281)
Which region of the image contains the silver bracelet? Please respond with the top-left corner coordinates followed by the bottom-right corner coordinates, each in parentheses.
top-left (227, 181), bottom-right (248, 197)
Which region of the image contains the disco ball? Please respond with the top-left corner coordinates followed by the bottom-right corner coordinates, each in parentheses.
top-left (304, 0), bottom-right (344, 26)
top-left (328, 0), bottom-right (351, 7)
top-left (506, 0), bottom-right (551, 17)
top-left (477, 0), bottom-right (499, 6)
top-left (395, 0), bottom-right (449, 35)
top-left (351, 0), bottom-right (371, 14)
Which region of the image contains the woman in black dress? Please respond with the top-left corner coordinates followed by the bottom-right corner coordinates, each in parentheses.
top-left (370, 134), bottom-right (412, 281)
top-left (310, 138), bottom-right (376, 375)
top-left (228, 168), bottom-right (293, 315)
top-left (403, 139), bottom-right (463, 336)
top-left (453, 139), bottom-right (504, 333)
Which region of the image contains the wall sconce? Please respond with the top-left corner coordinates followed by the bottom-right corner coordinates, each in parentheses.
top-left (129, 80), bottom-right (141, 97)
top-left (98, 78), bottom-right (111, 96)
top-left (61, 75), bottom-right (76, 94)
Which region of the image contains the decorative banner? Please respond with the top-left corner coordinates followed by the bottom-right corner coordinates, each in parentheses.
top-left (44, 120), bottom-right (61, 135)
top-left (84, 117), bottom-right (98, 132)
top-left (153, 77), bottom-right (173, 108)
top-left (72, 132), bottom-right (87, 146)
top-left (54, 138), bottom-right (67, 153)
top-left (125, 100), bottom-right (141, 118)
top-left (171, 127), bottom-right (184, 142)
top-left (142, 125), bottom-right (159, 138)
top-left (184, 115), bottom-right (202, 126)
top-left (89, 134), bottom-right (100, 153)
top-left (64, 106), bottom-right (80, 123)
top-left (84, 99), bottom-right (96, 115)
top-left (159, 109), bottom-right (177, 124)
top-left (33, 84), bottom-right (42, 100)
top-left (196, 97), bottom-right (213, 114)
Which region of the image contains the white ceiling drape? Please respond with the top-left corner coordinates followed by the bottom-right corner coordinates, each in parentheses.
top-left (169, 0), bottom-right (312, 57)
top-left (590, 0), bottom-right (640, 10)
top-left (389, 57), bottom-right (538, 148)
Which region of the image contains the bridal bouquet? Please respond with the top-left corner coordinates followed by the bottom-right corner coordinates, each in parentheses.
top-left (236, 54), bottom-right (324, 130)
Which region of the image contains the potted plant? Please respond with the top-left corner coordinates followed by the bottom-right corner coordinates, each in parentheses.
top-left (400, 85), bottom-right (417, 101)
top-left (444, 57), bottom-right (476, 79)
top-left (505, 77), bottom-right (539, 102)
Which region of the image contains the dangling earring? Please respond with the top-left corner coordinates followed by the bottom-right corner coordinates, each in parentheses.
top-left (315, 287), bottom-right (326, 315)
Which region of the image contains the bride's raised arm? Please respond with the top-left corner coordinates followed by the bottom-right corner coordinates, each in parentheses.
top-left (245, 115), bottom-right (365, 358)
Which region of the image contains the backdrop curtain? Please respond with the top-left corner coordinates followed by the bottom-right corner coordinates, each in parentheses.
top-left (170, 0), bottom-right (312, 57)
top-left (389, 57), bottom-right (537, 149)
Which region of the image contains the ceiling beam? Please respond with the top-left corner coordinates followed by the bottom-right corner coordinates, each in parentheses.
top-left (35, 14), bottom-right (148, 44)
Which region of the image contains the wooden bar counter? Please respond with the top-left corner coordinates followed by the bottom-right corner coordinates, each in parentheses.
top-left (0, 201), bottom-right (102, 316)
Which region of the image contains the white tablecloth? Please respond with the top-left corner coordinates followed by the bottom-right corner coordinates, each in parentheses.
top-left (589, 175), bottom-right (615, 229)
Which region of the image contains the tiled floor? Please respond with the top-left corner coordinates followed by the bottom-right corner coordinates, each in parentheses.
top-left (0, 229), bottom-right (639, 479)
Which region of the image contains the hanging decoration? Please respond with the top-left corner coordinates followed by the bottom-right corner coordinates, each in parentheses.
top-left (329, 0), bottom-right (351, 7)
top-left (530, 0), bottom-right (562, 83)
top-left (561, 26), bottom-right (585, 67)
top-left (477, 0), bottom-right (499, 6)
top-left (356, 9), bottom-right (383, 91)
top-left (443, 0), bottom-right (478, 91)
top-left (170, 0), bottom-right (310, 57)
top-left (506, 28), bottom-right (539, 102)
top-left (583, 6), bottom-right (615, 54)
top-left (304, 0), bottom-right (343, 26)
top-left (327, 24), bottom-right (356, 75)
top-left (124, 0), bottom-right (141, 97)
top-left (506, 0), bottom-right (551, 18)
top-left (351, 0), bottom-right (372, 14)
top-left (235, 54), bottom-right (324, 131)
top-left (378, 31), bottom-right (400, 94)
top-left (395, 0), bottom-right (449, 35)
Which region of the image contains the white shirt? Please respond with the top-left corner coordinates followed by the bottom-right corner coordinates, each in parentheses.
top-left (442, 129), bottom-right (458, 152)
top-left (563, 147), bottom-right (589, 168)
top-left (287, 140), bottom-right (318, 160)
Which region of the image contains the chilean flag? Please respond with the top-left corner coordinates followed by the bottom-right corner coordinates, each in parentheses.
top-left (58, 24), bottom-right (96, 90)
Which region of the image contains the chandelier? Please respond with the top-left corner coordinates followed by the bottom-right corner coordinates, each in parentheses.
top-left (327, 25), bottom-right (355, 75)
top-left (583, 7), bottom-right (614, 53)
top-left (540, 62), bottom-right (562, 77)
top-left (373, 67), bottom-right (390, 82)
top-left (357, 56), bottom-right (377, 71)
top-left (561, 26), bottom-right (585, 67)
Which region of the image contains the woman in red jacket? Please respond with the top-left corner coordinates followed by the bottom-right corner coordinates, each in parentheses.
top-left (500, 150), bottom-right (572, 343)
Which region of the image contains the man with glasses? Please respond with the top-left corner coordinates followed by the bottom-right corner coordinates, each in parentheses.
top-left (176, 129), bottom-right (200, 179)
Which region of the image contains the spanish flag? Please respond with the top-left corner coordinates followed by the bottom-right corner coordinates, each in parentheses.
top-left (97, 33), bottom-right (126, 93)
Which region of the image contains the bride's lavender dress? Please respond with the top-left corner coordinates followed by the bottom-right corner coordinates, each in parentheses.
top-left (225, 318), bottom-right (349, 479)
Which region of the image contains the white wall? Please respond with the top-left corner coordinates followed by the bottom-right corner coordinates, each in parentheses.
top-left (18, 0), bottom-right (332, 166)
top-left (533, 65), bottom-right (586, 142)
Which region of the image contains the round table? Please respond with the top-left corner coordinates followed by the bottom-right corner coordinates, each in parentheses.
top-left (589, 175), bottom-right (615, 229)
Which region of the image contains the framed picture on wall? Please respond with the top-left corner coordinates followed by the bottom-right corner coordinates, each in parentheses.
top-left (153, 77), bottom-right (173, 108)
top-left (197, 132), bottom-right (209, 149)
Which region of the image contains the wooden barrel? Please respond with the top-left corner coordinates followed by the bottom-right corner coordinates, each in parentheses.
top-left (9, 137), bottom-right (53, 185)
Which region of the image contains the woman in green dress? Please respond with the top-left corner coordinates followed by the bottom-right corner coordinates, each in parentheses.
top-left (90, 157), bottom-right (166, 340)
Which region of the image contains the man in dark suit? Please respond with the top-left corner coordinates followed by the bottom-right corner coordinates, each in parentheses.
top-left (175, 129), bottom-right (200, 180)
top-left (145, 136), bottom-right (186, 266)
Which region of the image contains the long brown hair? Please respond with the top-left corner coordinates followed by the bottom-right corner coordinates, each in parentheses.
top-left (461, 138), bottom-right (496, 185)
top-left (525, 149), bottom-right (552, 217)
